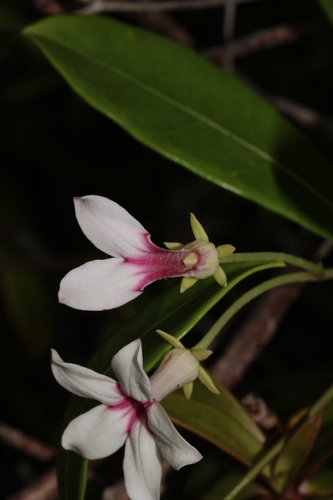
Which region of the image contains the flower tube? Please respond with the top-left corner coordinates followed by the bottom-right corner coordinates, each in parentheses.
top-left (59, 195), bottom-right (235, 310)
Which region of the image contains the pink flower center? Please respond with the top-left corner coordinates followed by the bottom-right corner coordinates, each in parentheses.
top-left (125, 235), bottom-right (215, 291)
top-left (110, 386), bottom-right (152, 433)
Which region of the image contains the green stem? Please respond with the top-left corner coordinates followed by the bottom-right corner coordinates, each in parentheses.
top-left (309, 381), bottom-right (333, 417)
top-left (195, 271), bottom-right (317, 350)
top-left (222, 437), bottom-right (287, 500)
top-left (220, 252), bottom-right (323, 275)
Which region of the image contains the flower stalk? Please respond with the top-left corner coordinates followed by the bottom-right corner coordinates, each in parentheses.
top-left (219, 251), bottom-right (323, 275)
top-left (195, 271), bottom-right (319, 350)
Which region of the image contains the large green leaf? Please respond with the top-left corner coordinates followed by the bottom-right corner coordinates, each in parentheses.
top-left (23, 16), bottom-right (333, 241)
top-left (56, 262), bottom-right (279, 500)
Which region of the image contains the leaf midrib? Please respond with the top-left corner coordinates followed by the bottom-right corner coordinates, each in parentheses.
top-left (30, 29), bottom-right (333, 214)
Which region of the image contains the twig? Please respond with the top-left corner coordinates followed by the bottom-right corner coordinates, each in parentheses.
top-left (204, 24), bottom-right (326, 63)
top-left (234, 70), bottom-right (333, 143)
top-left (33, 0), bottom-right (66, 14)
top-left (270, 95), bottom-right (333, 139)
top-left (6, 468), bottom-right (57, 500)
top-left (133, 7), bottom-right (195, 46)
top-left (76, 0), bottom-right (265, 14)
top-left (211, 277), bottom-right (305, 388)
top-left (204, 24), bottom-right (333, 142)
top-left (212, 239), bottom-right (333, 389)
top-left (102, 479), bottom-right (130, 500)
top-left (0, 421), bottom-right (55, 462)
top-left (223, 0), bottom-right (237, 41)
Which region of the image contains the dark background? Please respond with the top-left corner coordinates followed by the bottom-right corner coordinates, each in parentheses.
top-left (1, 0), bottom-right (333, 497)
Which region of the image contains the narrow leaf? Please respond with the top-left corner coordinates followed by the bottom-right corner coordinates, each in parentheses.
top-left (302, 393), bottom-right (333, 476)
top-left (272, 413), bottom-right (322, 490)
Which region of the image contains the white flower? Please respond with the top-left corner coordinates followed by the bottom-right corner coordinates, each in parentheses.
top-left (51, 339), bottom-right (202, 500)
top-left (58, 195), bottom-right (235, 310)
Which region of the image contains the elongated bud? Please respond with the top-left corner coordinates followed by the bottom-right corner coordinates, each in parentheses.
top-left (150, 348), bottom-right (200, 402)
top-left (155, 330), bottom-right (220, 399)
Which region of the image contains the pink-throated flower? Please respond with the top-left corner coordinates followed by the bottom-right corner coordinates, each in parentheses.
top-left (51, 339), bottom-right (202, 500)
top-left (59, 195), bottom-right (235, 311)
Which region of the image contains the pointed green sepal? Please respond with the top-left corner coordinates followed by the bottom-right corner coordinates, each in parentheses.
top-left (192, 349), bottom-right (213, 361)
top-left (164, 241), bottom-right (184, 250)
top-left (190, 213), bottom-right (209, 241)
top-left (217, 244), bottom-right (236, 259)
top-left (183, 382), bottom-right (194, 400)
top-left (180, 276), bottom-right (198, 293)
top-left (198, 366), bottom-right (220, 395)
top-left (156, 329), bottom-right (184, 348)
top-left (213, 266), bottom-right (227, 287)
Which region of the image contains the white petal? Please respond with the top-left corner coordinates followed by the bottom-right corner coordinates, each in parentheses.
top-left (62, 404), bottom-right (129, 459)
top-left (74, 195), bottom-right (151, 258)
top-left (147, 402), bottom-right (202, 470)
top-left (112, 339), bottom-right (152, 403)
top-left (123, 421), bottom-right (162, 500)
top-left (51, 349), bottom-right (121, 405)
top-left (58, 258), bottom-right (142, 311)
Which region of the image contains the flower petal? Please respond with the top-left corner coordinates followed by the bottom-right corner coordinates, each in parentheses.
top-left (58, 258), bottom-right (142, 311)
top-left (124, 421), bottom-right (162, 500)
top-left (74, 195), bottom-right (150, 258)
top-left (112, 339), bottom-right (152, 403)
top-left (147, 402), bottom-right (202, 470)
top-left (62, 404), bottom-right (129, 459)
top-left (51, 349), bottom-right (122, 405)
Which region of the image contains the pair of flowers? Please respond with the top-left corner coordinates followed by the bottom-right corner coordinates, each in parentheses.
top-left (54, 195), bottom-right (233, 500)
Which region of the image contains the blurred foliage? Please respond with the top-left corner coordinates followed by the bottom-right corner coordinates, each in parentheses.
top-left (1, 0), bottom-right (333, 498)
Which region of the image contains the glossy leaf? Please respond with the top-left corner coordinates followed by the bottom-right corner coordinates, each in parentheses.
top-left (23, 16), bottom-right (333, 241)
top-left (56, 261), bottom-right (279, 500)
top-left (162, 376), bottom-right (265, 466)
top-left (272, 413), bottom-right (322, 490)
top-left (87, 262), bottom-right (282, 376)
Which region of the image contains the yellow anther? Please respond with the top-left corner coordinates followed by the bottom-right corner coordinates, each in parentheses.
top-left (183, 251), bottom-right (199, 268)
